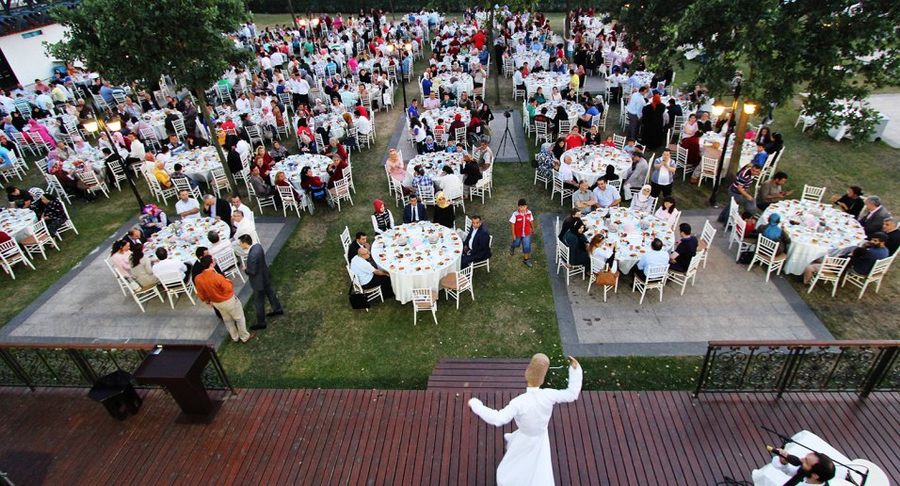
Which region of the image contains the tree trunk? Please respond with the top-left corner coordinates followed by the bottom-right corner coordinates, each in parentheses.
top-left (728, 99), bottom-right (749, 178)
top-left (489, 9), bottom-right (501, 106)
top-left (193, 87), bottom-right (230, 181)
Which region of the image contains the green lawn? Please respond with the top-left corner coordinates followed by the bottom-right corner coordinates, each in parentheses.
top-left (0, 12), bottom-right (895, 393)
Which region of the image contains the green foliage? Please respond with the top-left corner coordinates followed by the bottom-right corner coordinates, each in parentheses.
top-left (606, 0), bottom-right (899, 139)
top-left (46, 0), bottom-right (252, 90)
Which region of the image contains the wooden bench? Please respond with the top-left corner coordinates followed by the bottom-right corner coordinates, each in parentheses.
top-left (426, 358), bottom-right (529, 392)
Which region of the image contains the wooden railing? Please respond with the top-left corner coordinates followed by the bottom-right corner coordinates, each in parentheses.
top-left (0, 342), bottom-right (234, 393)
top-left (694, 340), bottom-right (900, 398)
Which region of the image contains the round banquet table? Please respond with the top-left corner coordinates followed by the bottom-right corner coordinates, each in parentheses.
top-left (141, 109), bottom-right (171, 139)
top-left (310, 112), bottom-right (348, 140)
top-left (419, 107), bottom-right (470, 131)
top-left (700, 131), bottom-right (757, 174)
top-left (61, 148), bottom-right (107, 175)
top-left (405, 152), bottom-right (464, 187)
top-left (434, 55), bottom-right (481, 72)
top-left (759, 200), bottom-right (866, 275)
top-left (270, 154), bottom-right (333, 211)
top-left (144, 217), bottom-right (231, 265)
top-left (537, 101), bottom-right (585, 122)
top-left (560, 145), bottom-right (633, 186)
top-left (0, 208), bottom-right (37, 241)
top-left (581, 207), bottom-right (676, 274)
top-left (166, 147), bottom-right (220, 183)
top-left (513, 51), bottom-right (550, 70)
top-left (629, 71), bottom-right (655, 88)
top-left (524, 72), bottom-right (570, 98)
top-left (370, 221), bottom-right (463, 304)
top-left (436, 72), bottom-right (474, 96)
top-left (358, 58), bottom-right (393, 73)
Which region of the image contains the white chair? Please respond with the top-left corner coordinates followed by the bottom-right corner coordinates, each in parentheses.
top-left (416, 184), bottom-right (436, 206)
top-left (157, 272), bottom-right (196, 309)
top-left (533, 166), bottom-right (550, 189)
top-left (440, 264), bottom-right (474, 309)
top-left (348, 268), bottom-right (384, 312)
top-left (172, 117), bottom-right (188, 141)
top-left (390, 179), bottom-right (405, 207)
top-left (215, 248), bottom-right (245, 283)
top-left (0, 239), bottom-right (34, 279)
top-left (613, 134), bottom-right (626, 150)
top-left (675, 145), bottom-right (689, 181)
top-left (697, 220), bottom-right (717, 269)
top-left (172, 177), bottom-right (201, 200)
top-left (842, 253), bottom-right (896, 299)
top-left (551, 170), bottom-right (575, 206)
top-left (724, 197), bottom-right (740, 236)
top-left (667, 255), bottom-right (702, 295)
top-left (801, 184), bottom-right (826, 203)
top-left (534, 121), bottom-right (551, 145)
top-left (330, 177), bottom-right (354, 212)
top-left (246, 177), bottom-right (277, 214)
top-left (277, 185), bottom-right (303, 218)
top-left (412, 288), bottom-right (438, 325)
top-left (20, 219), bottom-right (60, 260)
top-left (105, 158), bottom-right (128, 191)
top-left (697, 156), bottom-right (718, 187)
top-left (729, 217), bottom-right (754, 262)
top-left (557, 119), bottom-right (571, 137)
top-left (104, 258), bottom-right (130, 296)
top-left (209, 166), bottom-right (233, 197)
top-left (454, 127), bottom-right (467, 147)
top-left (116, 267), bottom-right (165, 312)
top-left (146, 173), bottom-right (177, 204)
top-left (469, 171), bottom-right (492, 203)
top-left (340, 226), bottom-right (352, 265)
top-left (470, 235), bottom-right (493, 273)
top-left (79, 170), bottom-right (110, 199)
top-left (747, 235), bottom-right (786, 282)
top-left (556, 244), bottom-right (585, 286)
top-left (632, 264), bottom-right (669, 304)
top-left (795, 110), bottom-right (816, 132)
top-left (807, 256), bottom-right (850, 297)
top-left (586, 257), bottom-right (618, 302)
top-left (371, 210), bottom-right (396, 235)
top-left (245, 125), bottom-right (265, 147)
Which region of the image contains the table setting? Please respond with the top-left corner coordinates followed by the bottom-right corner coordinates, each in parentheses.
top-left (144, 217), bottom-right (231, 265)
top-left (581, 207), bottom-right (676, 274)
top-left (0, 208), bottom-right (37, 240)
top-left (61, 147), bottom-right (107, 176)
top-left (436, 72), bottom-right (474, 96)
top-left (560, 145), bottom-right (633, 185)
top-left (513, 51), bottom-right (550, 70)
top-left (419, 107), bottom-right (471, 131)
top-left (537, 101), bottom-right (585, 121)
top-left (524, 72), bottom-right (570, 98)
top-left (310, 112), bottom-right (348, 140)
top-left (434, 55), bottom-right (482, 73)
top-left (700, 131), bottom-right (757, 173)
top-left (370, 221), bottom-right (463, 303)
top-left (166, 147), bottom-right (220, 183)
top-left (405, 152), bottom-right (465, 187)
top-left (759, 199), bottom-right (867, 275)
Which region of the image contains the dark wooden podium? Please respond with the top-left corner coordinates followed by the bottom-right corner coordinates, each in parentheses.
top-left (134, 345), bottom-right (218, 420)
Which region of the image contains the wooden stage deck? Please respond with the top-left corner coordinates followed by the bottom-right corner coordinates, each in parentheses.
top-left (0, 387), bottom-right (897, 485)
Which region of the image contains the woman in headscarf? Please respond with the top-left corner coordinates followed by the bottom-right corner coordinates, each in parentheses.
top-left (757, 212), bottom-right (790, 255)
top-left (27, 118), bottom-right (57, 148)
top-left (372, 199), bottom-right (393, 233)
top-left (563, 219), bottom-right (590, 267)
top-left (629, 185), bottom-right (655, 213)
top-left (422, 135), bottom-right (438, 153)
top-left (139, 203), bottom-right (168, 237)
top-left (432, 191), bottom-right (455, 228)
top-left (640, 93), bottom-right (666, 149)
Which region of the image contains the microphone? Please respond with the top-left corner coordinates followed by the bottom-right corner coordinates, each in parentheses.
top-left (766, 446), bottom-right (802, 467)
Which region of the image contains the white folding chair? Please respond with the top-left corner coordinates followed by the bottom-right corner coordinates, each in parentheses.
top-left (246, 177), bottom-right (277, 214)
top-left (675, 145), bottom-right (689, 180)
top-left (330, 177), bottom-right (354, 212)
top-left (157, 271), bottom-right (196, 309)
top-left (807, 256), bottom-right (850, 297)
top-left (214, 248), bottom-right (245, 283)
top-left (172, 117), bottom-right (189, 141)
top-left (697, 156), bottom-right (718, 187)
top-left (534, 166), bottom-right (551, 188)
top-left (632, 264), bottom-right (669, 304)
top-left (697, 220), bottom-right (717, 269)
top-left (348, 268), bottom-right (384, 312)
top-left (0, 239), bottom-right (34, 279)
top-left (115, 267), bottom-right (164, 312)
top-left (801, 184), bottom-right (826, 204)
top-left (416, 184), bottom-right (436, 206)
top-left (587, 257), bottom-right (618, 302)
top-left (172, 177), bottom-right (201, 200)
top-left (21, 219), bottom-right (60, 260)
top-left (556, 244), bottom-right (585, 286)
top-left (469, 171), bottom-right (492, 203)
top-left (104, 258), bottom-right (130, 296)
top-left (729, 217), bottom-right (754, 262)
top-left (78, 170), bottom-right (110, 199)
top-left (470, 235), bottom-right (493, 273)
top-left (412, 288), bottom-right (438, 325)
top-left (557, 119), bottom-right (571, 137)
top-left (613, 134), bottom-right (626, 150)
top-left (667, 256), bottom-right (702, 295)
top-left (245, 125), bottom-right (265, 147)
top-left (747, 235), bottom-right (786, 282)
top-left (534, 121), bottom-right (551, 145)
top-left (340, 226), bottom-right (352, 264)
top-left (551, 170), bottom-right (575, 206)
top-left (277, 185), bottom-right (303, 217)
top-left (440, 264), bottom-right (475, 309)
top-left (209, 166), bottom-right (233, 197)
top-left (105, 158), bottom-right (128, 191)
top-left (842, 253), bottom-right (896, 299)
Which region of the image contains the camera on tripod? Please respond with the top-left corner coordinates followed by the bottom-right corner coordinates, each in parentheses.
top-left (503, 110), bottom-right (512, 118)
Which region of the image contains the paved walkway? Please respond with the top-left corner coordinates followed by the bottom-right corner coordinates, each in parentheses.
top-left (543, 209), bottom-right (833, 356)
top-left (868, 93), bottom-right (900, 148)
top-left (0, 217), bottom-right (297, 345)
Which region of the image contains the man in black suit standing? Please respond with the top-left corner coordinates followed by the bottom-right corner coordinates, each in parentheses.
top-left (858, 196), bottom-right (890, 237)
top-left (402, 194), bottom-right (428, 223)
top-left (238, 234), bottom-right (283, 330)
top-left (203, 194), bottom-right (234, 236)
top-left (461, 215), bottom-right (492, 268)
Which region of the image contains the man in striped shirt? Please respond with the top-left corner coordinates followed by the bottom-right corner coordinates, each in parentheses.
top-left (718, 163), bottom-right (761, 224)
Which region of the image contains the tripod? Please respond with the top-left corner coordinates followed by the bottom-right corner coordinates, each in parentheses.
top-left (495, 111), bottom-right (523, 164)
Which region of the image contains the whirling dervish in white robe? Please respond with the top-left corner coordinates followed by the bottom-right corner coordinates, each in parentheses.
top-left (468, 354), bottom-right (583, 486)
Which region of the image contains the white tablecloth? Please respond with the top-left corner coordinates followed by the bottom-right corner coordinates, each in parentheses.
top-left (581, 208), bottom-right (675, 274)
top-left (561, 145), bottom-right (633, 185)
top-left (310, 112), bottom-right (348, 141)
top-left (436, 72), bottom-right (474, 96)
top-left (144, 217), bottom-right (231, 265)
top-left (270, 154), bottom-right (333, 211)
top-left (0, 208), bottom-right (37, 241)
top-left (166, 147), bottom-right (220, 182)
top-left (420, 107), bottom-right (470, 131)
top-left (370, 221), bottom-right (462, 303)
top-left (759, 200), bottom-right (866, 275)
top-left (405, 152), bottom-right (465, 187)
top-left (537, 101), bottom-right (585, 122)
top-left (700, 132), bottom-right (757, 174)
top-left (513, 51), bottom-right (550, 70)
top-left (61, 148), bottom-right (107, 175)
top-left (524, 72), bottom-right (570, 98)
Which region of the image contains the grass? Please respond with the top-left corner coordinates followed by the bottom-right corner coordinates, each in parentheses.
top-left (0, 11), bottom-right (895, 393)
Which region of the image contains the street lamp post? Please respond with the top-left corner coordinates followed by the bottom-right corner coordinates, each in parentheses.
top-left (83, 117), bottom-right (145, 210)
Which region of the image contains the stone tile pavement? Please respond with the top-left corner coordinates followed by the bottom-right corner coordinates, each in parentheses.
top-left (0, 217), bottom-right (297, 345)
top-left (542, 209), bottom-right (834, 356)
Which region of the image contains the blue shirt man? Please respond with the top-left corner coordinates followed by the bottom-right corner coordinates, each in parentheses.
top-left (0, 146), bottom-right (14, 169)
top-left (626, 88), bottom-right (647, 116)
top-left (751, 143), bottom-right (769, 167)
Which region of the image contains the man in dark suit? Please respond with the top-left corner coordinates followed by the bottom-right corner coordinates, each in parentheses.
top-left (238, 234), bottom-right (283, 330)
top-left (347, 231), bottom-right (372, 264)
top-left (402, 194), bottom-right (428, 223)
top-left (461, 215), bottom-right (492, 268)
top-left (226, 144), bottom-right (243, 175)
top-left (123, 227), bottom-right (145, 251)
top-left (858, 196), bottom-right (890, 237)
top-left (203, 194), bottom-right (234, 236)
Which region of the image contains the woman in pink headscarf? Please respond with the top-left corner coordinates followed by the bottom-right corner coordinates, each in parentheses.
top-left (27, 118), bottom-right (57, 148)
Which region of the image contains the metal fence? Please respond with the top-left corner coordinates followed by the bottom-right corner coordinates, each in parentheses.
top-left (0, 342), bottom-right (234, 393)
top-left (693, 340), bottom-right (900, 398)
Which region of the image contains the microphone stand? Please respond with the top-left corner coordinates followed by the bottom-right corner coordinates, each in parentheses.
top-left (759, 426), bottom-right (870, 486)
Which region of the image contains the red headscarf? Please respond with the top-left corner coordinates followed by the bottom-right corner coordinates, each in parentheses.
top-left (651, 94), bottom-right (661, 109)
top-left (373, 199), bottom-right (385, 213)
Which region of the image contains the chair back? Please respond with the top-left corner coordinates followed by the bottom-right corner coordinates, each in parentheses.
top-left (699, 156), bottom-right (718, 178)
top-left (277, 185), bottom-right (297, 204)
top-left (215, 247), bottom-right (240, 273)
top-left (868, 254), bottom-right (895, 277)
top-left (701, 220), bottom-right (717, 248)
top-left (819, 256), bottom-right (850, 280)
top-left (454, 127), bottom-right (467, 144)
top-left (172, 118), bottom-right (188, 138)
top-left (613, 134), bottom-right (625, 150)
top-left (417, 184), bottom-right (435, 205)
top-left (412, 288), bottom-right (435, 309)
top-left (172, 177), bottom-right (196, 196)
top-left (458, 264), bottom-right (474, 291)
top-left (676, 145), bottom-right (688, 167)
top-left (340, 226), bottom-right (352, 252)
top-left (464, 216), bottom-right (472, 234)
top-left (644, 264), bottom-right (669, 281)
top-left (801, 184), bottom-right (826, 203)
top-left (733, 216), bottom-right (747, 240)
top-left (334, 177), bottom-right (352, 198)
top-left (558, 119), bottom-right (571, 135)
top-left (755, 235), bottom-right (780, 261)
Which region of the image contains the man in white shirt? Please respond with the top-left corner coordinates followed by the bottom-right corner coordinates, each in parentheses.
top-left (636, 238), bottom-right (669, 280)
top-left (235, 94), bottom-right (251, 112)
top-left (230, 194), bottom-right (255, 225)
top-left (175, 190), bottom-right (201, 220)
top-left (206, 230), bottom-right (233, 259)
top-left (126, 133), bottom-right (145, 165)
top-left (355, 114), bottom-right (372, 136)
top-left (34, 90), bottom-right (54, 112)
top-left (557, 155), bottom-right (578, 188)
top-left (592, 179), bottom-right (620, 208)
top-left (512, 67), bottom-right (525, 92)
top-left (151, 247), bottom-right (188, 281)
top-left (231, 210), bottom-right (259, 258)
top-left (350, 247), bottom-right (393, 297)
top-left (435, 165), bottom-right (464, 199)
top-left (235, 138), bottom-right (251, 160)
top-left (625, 86), bottom-right (648, 140)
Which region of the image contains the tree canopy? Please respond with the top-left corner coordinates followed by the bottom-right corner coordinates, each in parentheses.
top-left (46, 0), bottom-right (252, 91)
top-left (606, 0), bottom-right (899, 137)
